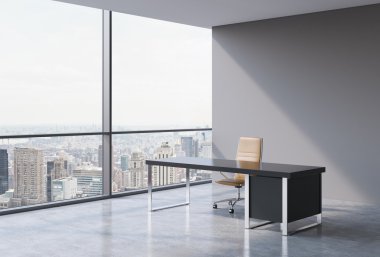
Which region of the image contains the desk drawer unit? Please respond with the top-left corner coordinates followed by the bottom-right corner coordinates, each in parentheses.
top-left (250, 174), bottom-right (321, 223)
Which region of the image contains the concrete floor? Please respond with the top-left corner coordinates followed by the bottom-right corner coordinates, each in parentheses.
top-left (0, 184), bottom-right (379, 257)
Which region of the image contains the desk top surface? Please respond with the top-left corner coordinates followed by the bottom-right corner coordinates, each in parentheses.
top-left (146, 157), bottom-right (325, 178)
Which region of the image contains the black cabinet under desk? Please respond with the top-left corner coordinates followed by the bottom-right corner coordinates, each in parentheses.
top-left (250, 174), bottom-right (321, 223)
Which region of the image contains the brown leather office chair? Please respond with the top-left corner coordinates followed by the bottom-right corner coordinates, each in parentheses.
top-left (213, 137), bottom-right (263, 214)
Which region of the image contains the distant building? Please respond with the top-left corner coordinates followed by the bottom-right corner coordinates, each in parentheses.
top-left (197, 141), bottom-right (213, 180)
top-left (112, 168), bottom-right (124, 192)
top-left (181, 137), bottom-right (199, 157)
top-left (124, 152), bottom-right (145, 189)
top-left (174, 142), bottom-right (185, 157)
top-left (199, 142), bottom-right (212, 159)
top-left (47, 158), bottom-right (68, 202)
top-left (0, 149), bottom-right (9, 195)
top-left (98, 145), bottom-right (102, 167)
top-left (4, 189), bottom-right (14, 198)
top-left (152, 142), bottom-right (179, 186)
top-left (52, 177), bottom-right (77, 201)
top-left (201, 132), bottom-right (206, 142)
top-left (194, 139), bottom-right (199, 157)
top-left (8, 165), bottom-right (14, 190)
top-left (180, 137), bottom-right (200, 181)
top-left (121, 155), bottom-right (129, 171)
top-left (0, 189), bottom-right (14, 209)
top-left (12, 148), bottom-right (46, 207)
top-left (73, 164), bottom-right (102, 197)
top-left (181, 137), bottom-right (194, 157)
top-left (47, 161), bottom-right (54, 202)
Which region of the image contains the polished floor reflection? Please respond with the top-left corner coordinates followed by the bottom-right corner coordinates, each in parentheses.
top-left (0, 184), bottom-right (379, 257)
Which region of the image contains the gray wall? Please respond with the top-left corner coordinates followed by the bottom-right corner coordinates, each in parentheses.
top-left (212, 5), bottom-right (380, 204)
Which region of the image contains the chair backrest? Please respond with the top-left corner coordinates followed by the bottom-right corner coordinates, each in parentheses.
top-left (234, 137), bottom-right (263, 182)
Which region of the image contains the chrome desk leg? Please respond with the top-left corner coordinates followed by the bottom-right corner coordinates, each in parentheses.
top-left (186, 168), bottom-right (190, 203)
top-left (282, 178), bottom-right (288, 236)
top-left (149, 166), bottom-right (190, 212)
top-left (148, 165), bottom-right (152, 212)
top-left (285, 214), bottom-right (322, 236)
top-left (245, 174), bottom-right (250, 229)
top-left (317, 213), bottom-right (322, 224)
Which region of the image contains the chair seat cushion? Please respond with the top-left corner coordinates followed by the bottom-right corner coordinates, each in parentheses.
top-left (216, 178), bottom-right (244, 187)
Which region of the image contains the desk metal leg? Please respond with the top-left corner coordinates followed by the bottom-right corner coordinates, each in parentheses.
top-left (149, 166), bottom-right (190, 212)
top-left (317, 213), bottom-right (322, 224)
top-left (286, 214), bottom-right (322, 235)
top-left (186, 168), bottom-right (190, 203)
top-left (245, 174), bottom-right (250, 229)
top-left (282, 178), bottom-right (288, 236)
top-left (148, 165), bottom-right (152, 211)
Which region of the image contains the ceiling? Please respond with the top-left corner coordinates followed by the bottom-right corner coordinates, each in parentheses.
top-left (55, 0), bottom-right (380, 28)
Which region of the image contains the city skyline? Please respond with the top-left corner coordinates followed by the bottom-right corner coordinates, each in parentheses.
top-left (0, 131), bottom-right (212, 209)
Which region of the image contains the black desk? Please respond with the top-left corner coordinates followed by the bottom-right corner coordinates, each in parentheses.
top-left (146, 157), bottom-right (325, 236)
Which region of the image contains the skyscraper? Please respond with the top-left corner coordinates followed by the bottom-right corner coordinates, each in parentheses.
top-left (12, 148), bottom-right (46, 207)
top-left (181, 137), bottom-right (194, 157)
top-left (152, 142), bottom-right (178, 186)
top-left (124, 152), bottom-right (145, 189)
top-left (47, 158), bottom-right (68, 202)
top-left (0, 149), bottom-right (9, 195)
top-left (51, 158), bottom-right (68, 180)
top-left (121, 155), bottom-right (129, 171)
top-left (46, 161), bottom-right (54, 202)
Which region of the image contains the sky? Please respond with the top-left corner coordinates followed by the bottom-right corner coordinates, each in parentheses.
top-left (0, 0), bottom-right (211, 131)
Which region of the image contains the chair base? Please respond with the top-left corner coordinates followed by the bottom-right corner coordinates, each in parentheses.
top-left (213, 186), bottom-right (244, 213)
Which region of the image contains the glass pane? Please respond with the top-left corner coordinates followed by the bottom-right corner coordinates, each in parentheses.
top-left (113, 13), bottom-right (212, 131)
top-left (112, 131), bottom-right (212, 193)
top-left (0, 136), bottom-right (103, 210)
top-left (0, 0), bottom-right (102, 135)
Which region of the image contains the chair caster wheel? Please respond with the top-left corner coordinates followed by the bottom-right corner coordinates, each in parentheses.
top-left (228, 201), bottom-right (232, 206)
top-left (229, 208), bottom-right (234, 214)
top-left (213, 204), bottom-right (218, 209)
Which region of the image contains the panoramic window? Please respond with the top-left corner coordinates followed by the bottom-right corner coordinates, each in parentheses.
top-left (0, 2), bottom-right (212, 211)
top-left (0, 0), bottom-right (103, 210)
top-left (112, 13), bottom-right (212, 193)
top-left (0, 0), bottom-right (102, 135)
top-left (112, 13), bottom-right (212, 131)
